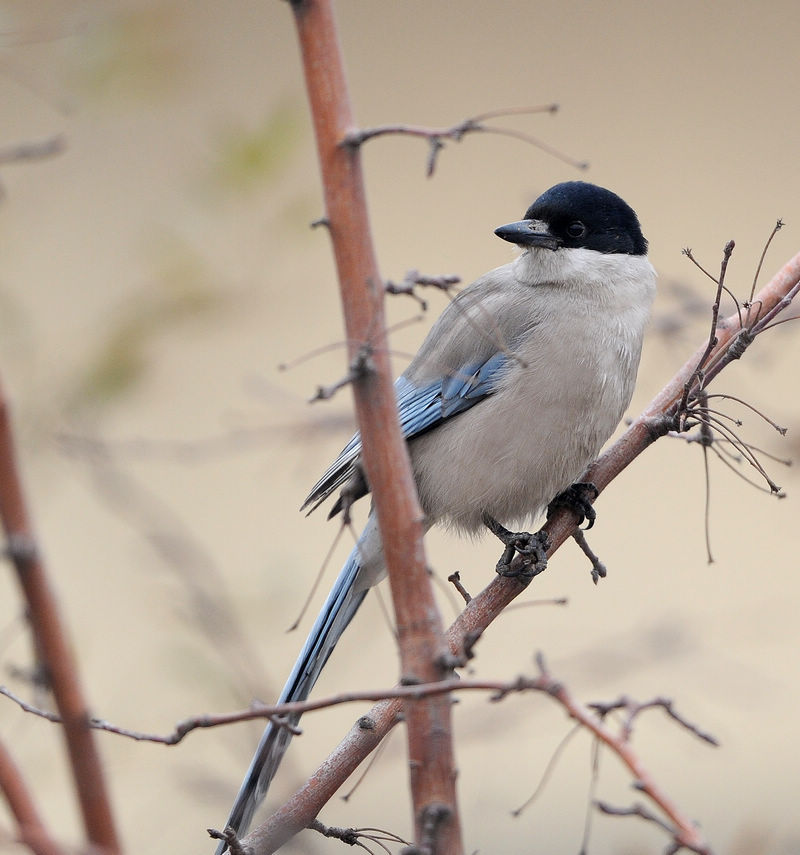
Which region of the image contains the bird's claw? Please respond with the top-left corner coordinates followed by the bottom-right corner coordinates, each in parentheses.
top-left (482, 513), bottom-right (550, 578)
top-left (547, 482), bottom-right (599, 529)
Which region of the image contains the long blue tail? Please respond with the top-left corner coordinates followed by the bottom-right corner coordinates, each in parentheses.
top-left (215, 546), bottom-right (368, 852)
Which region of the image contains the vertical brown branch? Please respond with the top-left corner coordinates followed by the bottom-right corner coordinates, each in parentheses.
top-left (0, 378), bottom-right (121, 854)
top-left (241, 1), bottom-right (461, 853)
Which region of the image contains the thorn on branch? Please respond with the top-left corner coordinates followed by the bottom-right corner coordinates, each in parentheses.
top-left (447, 571), bottom-right (472, 604)
top-left (426, 137), bottom-right (445, 178)
top-left (310, 216), bottom-right (330, 229)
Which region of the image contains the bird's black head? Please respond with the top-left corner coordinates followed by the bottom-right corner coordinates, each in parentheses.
top-left (495, 181), bottom-right (648, 256)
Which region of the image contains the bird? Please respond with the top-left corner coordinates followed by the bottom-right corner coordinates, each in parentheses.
top-left (215, 180), bottom-right (656, 850)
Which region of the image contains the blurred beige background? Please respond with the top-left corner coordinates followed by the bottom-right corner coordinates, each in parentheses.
top-left (1, 2), bottom-right (799, 854)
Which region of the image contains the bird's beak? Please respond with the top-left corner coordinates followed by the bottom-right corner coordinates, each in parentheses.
top-left (494, 219), bottom-right (562, 251)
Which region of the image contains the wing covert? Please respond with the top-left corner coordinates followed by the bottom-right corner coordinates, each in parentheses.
top-left (300, 352), bottom-right (509, 515)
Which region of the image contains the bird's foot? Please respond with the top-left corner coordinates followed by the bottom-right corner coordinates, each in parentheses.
top-left (547, 482), bottom-right (599, 529)
top-left (482, 513), bottom-right (550, 578)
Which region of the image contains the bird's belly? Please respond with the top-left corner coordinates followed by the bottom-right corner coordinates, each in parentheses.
top-left (409, 362), bottom-right (627, 534)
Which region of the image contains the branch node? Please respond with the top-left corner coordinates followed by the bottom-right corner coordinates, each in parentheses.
top-left (400, 803), bottom-right (452, 855)
top-left (309, 344), bottom-right (374, 402)
top-left (3, 533), bottom-right (39, 568)
top-left (357, 714), bottom-right (376, 731)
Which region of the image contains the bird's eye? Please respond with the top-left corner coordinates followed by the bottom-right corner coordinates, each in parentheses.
top-left (566, 221), bottom-right (587, 238)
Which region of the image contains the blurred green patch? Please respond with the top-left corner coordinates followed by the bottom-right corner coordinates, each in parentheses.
top-left (211, 103), bottom-right (300, 193)
top-left (72, 240), bottom-right (227, 409)
top-left (74, 7), bottom-right (181, 101)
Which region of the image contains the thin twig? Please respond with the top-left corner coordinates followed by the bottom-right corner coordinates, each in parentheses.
top-left (342, 105), bottom-right (586, 176)
top-left (580, 739), bottom-right (602, 855)
top-left (309, 819), bottom-right (408, 854)
top-left (385, 269), bottom-right (461, 311)
top-left (595, 801), bottom-right (674, 835)
top-left (678, 241), bottom-right (735, 418)
top-left (747, 219), bottom-right (784, 306)
top-left (589, 694), bottom-right (718, 747)
top-left (510, 723), bottom-right (581, 817)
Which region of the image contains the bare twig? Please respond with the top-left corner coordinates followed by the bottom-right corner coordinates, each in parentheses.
top-left (659, 233), bottom-right (796, 561)
top-left (588, 695), bottom-right (718, 747)
top-left (595, 800), bottom-right (675, 836)
top-left (678, 241), bottom-right (735, 421)
top-left (0, 685), bottom-right (302, 744)
top-left (748, 219), bottom-right (784, 304)
top-left (309, 819), bottom-right (408, 854)
top-left (340, 732), bottom-right (395, 802)
top-left (385, 269), bottom-right (461, 310)
top-left (287, 523), bottom-right (348, 632)
top-left (342, 104), bottom-right (587, 176)
top-left (580, 738), bottom-right (602, 854)
top-left (511, 724), bottom-right (581, 817)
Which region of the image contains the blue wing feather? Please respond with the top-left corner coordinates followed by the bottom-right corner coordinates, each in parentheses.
top-left (301, 353), bottom-right (509, 513)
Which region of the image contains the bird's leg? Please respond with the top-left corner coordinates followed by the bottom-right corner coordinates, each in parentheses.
top-left (482, 512), bottom-right (550, 578)
top-left (546, 481), bottom-right (599, 529)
